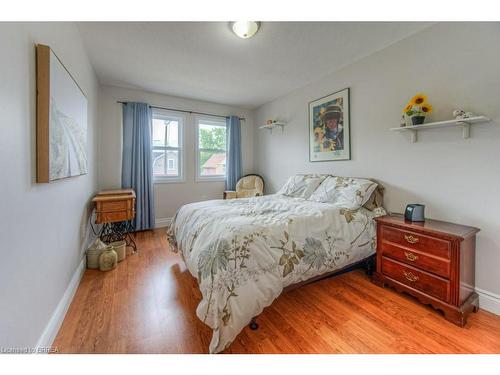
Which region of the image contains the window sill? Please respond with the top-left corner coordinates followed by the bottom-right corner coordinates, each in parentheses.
top-left (195, 176), bottom-right (226, 182)
top-left (154, 177), bottom-right (186, 184)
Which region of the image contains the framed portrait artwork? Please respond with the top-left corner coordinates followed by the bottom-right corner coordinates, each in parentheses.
top-left (309, 88), bottom-right (350, 162)
top-left (36, 44), bottom-right (88, 183)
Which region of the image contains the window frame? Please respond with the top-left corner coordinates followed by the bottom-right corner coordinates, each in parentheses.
top-left (151, 109), bottom-right (185, 184)
top-left (167, 158), bottom-right (176, 171)
top-left (195, 115), bottom-right (228, 182)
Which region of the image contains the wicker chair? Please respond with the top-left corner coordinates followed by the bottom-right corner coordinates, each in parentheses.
top-left (223, 174), bottom-right (265, 199)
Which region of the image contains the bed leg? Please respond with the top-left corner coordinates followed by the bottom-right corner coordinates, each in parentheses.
top-left (249, 317), bottom-right (259, 330)
top-left (365, 255), bottom-right (375, 276)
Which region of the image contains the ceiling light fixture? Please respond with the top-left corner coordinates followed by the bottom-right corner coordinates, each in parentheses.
top-left (231, 21), bottom-right (260, 39)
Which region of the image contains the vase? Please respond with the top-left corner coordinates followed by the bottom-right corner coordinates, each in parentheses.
top-left (99, 247), bottom-right (118, 271)
top-left (411, 116), bottom-right (426, 125)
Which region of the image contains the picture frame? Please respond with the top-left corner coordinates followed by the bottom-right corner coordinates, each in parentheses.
top-left (309, 87), bottom-right (350, 162)
top-left (36, 44), bottom-right (88, 183)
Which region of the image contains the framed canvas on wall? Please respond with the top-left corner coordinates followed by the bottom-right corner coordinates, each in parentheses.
top-left (36, 44), bottom-right (88, 183)
top-left (309, 87), bottom-right (350, 162)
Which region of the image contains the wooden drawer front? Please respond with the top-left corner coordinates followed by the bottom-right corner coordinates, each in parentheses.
top-left (381, 242), bottom-right (451, 278)
top-left (381, 226), bottom-right (451, 259)
top-left (381, 257), bottom-right (450, 302)
top-left (97, 210), bottom-right (132, 224)
top-left (98, 200), bottom-right (128, 212)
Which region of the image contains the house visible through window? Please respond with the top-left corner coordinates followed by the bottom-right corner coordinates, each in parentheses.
top-left (152, 110), bottom-right (183, 181)
top-left (196, 117), bottom-right (227, 180)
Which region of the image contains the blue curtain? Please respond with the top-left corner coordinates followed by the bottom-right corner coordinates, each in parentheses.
top-left (121, 102), bottom-right (155, 231)
top-left (225, 116), bottom-right (242, 191)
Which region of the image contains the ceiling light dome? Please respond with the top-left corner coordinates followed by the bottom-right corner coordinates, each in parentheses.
top-left (231, 21), bottom-right (260, 39)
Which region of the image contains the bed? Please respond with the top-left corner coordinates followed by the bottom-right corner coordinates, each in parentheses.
top-left (167, 175), bottom-right (386, 353)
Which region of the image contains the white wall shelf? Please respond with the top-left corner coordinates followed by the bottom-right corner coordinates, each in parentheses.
top-left (390, 116), bottom-right (491, 143)
top-left (259, 122), bottom-right (286, 133)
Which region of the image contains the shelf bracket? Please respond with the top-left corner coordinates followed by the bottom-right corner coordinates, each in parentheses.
top-left (270, 124), bottom-right (285, 134)
top-left (409, 129), bottom-right (417, 143)
top-left (458, 121), bottom-right (471, 139)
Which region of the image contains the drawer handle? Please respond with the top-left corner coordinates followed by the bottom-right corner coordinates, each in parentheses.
top-left (403, 271), bottom-right (419, 282)
top-left (404, 234), bottom-right (419, 244)
top-left (404, 251), bottom-right (419, 262)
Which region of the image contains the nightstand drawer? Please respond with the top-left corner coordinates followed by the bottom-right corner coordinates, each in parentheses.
top-left (381, 242), bottom-right (451, 278)
top-left (381, 226), bottom-right (451, 260)
top-left (98, 200), bottom-right (129, 212)
top-left (381, 257), bottom-right (450, 303)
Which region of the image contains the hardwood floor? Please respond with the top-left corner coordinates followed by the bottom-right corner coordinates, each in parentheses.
top-left (53, 229), bottom-right (500, 354)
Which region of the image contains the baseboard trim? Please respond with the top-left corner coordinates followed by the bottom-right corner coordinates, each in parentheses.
top-left (35, 257), bottom-right (86, 350)
top-left (476, 287), bottom-right (500, 316)
top-left (155, 217), bottom-right (172, 228)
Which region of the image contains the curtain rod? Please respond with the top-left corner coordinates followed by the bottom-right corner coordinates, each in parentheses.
top-left (117, 101), bottom-right (245, 121)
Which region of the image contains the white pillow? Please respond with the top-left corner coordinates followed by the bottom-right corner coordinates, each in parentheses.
top-left (309, 176), bottom-right (378, 209)
top-left (276, 174), bottom-right (327, 199)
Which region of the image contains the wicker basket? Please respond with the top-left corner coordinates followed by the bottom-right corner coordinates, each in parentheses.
top-left (110, 240), bottom-right (127, 262)
top-left (86, 239), bottom-right (108, 269)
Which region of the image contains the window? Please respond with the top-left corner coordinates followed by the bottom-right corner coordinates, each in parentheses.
top-left (196, 116), bottom-right (227, 181)
top-left (152, 110), bottom-right (184, 182)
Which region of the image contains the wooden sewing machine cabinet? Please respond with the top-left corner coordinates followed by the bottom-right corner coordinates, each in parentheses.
top-left (92, 189), bottom-right (137, 252)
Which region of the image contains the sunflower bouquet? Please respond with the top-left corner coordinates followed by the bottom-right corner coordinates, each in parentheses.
top-left (402, 94), bottom-right (433, 125)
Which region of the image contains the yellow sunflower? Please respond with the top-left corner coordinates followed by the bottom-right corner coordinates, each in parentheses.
top-left (402, 103), bottom-right (413, 113)
top-left (410, 93), bottom-right (427, 105)
top-left (421, 103), bottom-right (433, 114)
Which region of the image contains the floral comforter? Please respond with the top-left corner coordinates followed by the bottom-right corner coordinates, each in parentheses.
top-left (167, 194), bottom-right (385, 353)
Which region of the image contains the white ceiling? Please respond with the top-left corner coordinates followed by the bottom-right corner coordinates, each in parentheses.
top-left (78, 22), bottom-right (432, 109)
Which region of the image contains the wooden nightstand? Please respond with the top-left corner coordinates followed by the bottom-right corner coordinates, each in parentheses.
top-left (373, 214), bottom-right (480, 326)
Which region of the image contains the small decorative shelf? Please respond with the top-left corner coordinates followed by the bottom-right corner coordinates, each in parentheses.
top-left (259, 122), bottom-right (286, 133)
top-left (390, 116), bottom-right (491, 143)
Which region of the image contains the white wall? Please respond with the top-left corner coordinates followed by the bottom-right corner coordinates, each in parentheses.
top-left (0, 23), bottom-right (99, 347)
top-left (254, 23), bottom-right (500, 297)
top-left (98, 85), bottom-right (254, 221)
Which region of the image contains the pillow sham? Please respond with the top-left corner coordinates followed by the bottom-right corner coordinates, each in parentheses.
top-left (362, 179), bottom-right (385, 211)
top-left (276, 174), bottom-right (327, 199)
top-left (309, 176), bottom-right (378, 209)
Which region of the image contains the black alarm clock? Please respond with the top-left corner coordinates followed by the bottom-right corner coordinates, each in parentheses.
top-left (405, 204), bottom-right (425, 222)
